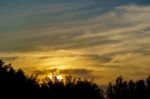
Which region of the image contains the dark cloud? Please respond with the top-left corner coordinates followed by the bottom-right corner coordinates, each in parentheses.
top-left (60, 69), bottom-right (92, 75)
top-left (33, 70), bottom-right (49, 75)
top-left (78, 54), bottom-right (113, 63)
top-left (0, 56), bottom-right (18, 61)
top-left (38, 56), bottom-right (53, 59)
top-left (34, 68), bottom-right (93, 76)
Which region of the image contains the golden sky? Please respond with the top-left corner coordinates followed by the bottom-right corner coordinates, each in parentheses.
top-left (0, 0), bottom-right (150, 85)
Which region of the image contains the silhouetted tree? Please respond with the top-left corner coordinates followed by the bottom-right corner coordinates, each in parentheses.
top-left (107, 76), bottom-right (150, 99)
top-left (0, 60), bottom-right (104, 99)
top-left (107, 83), bottom-right (115, 99)
top-left (3, 59), bottom-right (150, 99)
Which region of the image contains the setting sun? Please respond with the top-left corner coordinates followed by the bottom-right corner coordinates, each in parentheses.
top-left (56, 75), bottom-right (63, 81)
top-left (48, 68), bottom-right (64, 81)
top-left (48, 74), bottom-right (63, 81)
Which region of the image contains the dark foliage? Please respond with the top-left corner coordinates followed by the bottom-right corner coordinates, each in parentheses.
top-left (107, 76), bottom-right (150, 99)
top-left (1, 59), bottom-right (150, 99)
top-left (0, 60), bottom-right (104, 99)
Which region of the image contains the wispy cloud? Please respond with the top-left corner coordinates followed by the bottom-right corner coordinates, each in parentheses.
top-left (0, 1), bottom-right (150, 84)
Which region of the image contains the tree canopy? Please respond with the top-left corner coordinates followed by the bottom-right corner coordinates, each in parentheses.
top-left (0, 60), bottom-right (104, 99)
top-left (1, 60), bottom-right (150, 99)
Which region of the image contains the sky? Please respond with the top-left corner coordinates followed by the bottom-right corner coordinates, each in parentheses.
top-left (0, 0), bottom-right (150, 85)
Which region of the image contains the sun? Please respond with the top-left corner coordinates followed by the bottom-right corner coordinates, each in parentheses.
top-left (56, 75), bottom-right (63, 81)
top-left (48, 69), bottom-right (63, 81)
top-left (57, 65), bottom-right (66, 70)
top-left (48, 74), bottom-right (63, 81)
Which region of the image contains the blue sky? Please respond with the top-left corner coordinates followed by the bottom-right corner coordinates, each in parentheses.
top-left (0, 0), bottom-right (150, 84)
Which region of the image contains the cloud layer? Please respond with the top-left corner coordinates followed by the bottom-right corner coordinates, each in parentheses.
top-left (0, 1), bottom-right (150, 85)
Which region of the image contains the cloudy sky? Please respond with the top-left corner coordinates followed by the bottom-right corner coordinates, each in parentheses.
top-left (0, 0), bottom-right (150, 85)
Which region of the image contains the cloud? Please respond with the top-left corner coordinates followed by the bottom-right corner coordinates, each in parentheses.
top-left (60, 69), bottom-right (92, 75)
top-left (33, 70), bottom-right (48, 75)
top-left (110, 53), bottom-right (136, 63)
top-left (1, 2), bottom-right (150, 85)
top-left (33, 68), bottom-right (93, 77)
top-left (0, 56), bottom-right (18, 61)
top-left (1, 4), bottom-right (150, 54)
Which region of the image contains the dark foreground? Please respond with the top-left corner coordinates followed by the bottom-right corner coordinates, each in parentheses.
top-left (1, 60), bottom-right (150, 99)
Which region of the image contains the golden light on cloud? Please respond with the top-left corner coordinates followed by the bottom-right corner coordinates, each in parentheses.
top-left (1, 2), bottom-right (150, 86)
top-left (55, 65), bottom-right (67, 70)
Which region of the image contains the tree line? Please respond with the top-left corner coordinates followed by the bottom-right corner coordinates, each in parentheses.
top-left (0, 60), bottom-right (150, 99)
top-left (107, 76), bottom-right (150, 99)
top-left (0, 60), bottom-right (103, 99)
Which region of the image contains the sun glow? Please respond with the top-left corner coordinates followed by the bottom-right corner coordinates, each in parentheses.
top-left (48, 68), bottom-right (64, 81)
top-left (48, 75), bottom-right (53, 79)
top-left (48, 74), bottom-right (63, 81)
top-left (56, 75), bottom-right (63, 81)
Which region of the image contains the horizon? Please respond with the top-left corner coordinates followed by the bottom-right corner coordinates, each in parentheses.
top-left (0, 0), bottom-right (150, 85)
